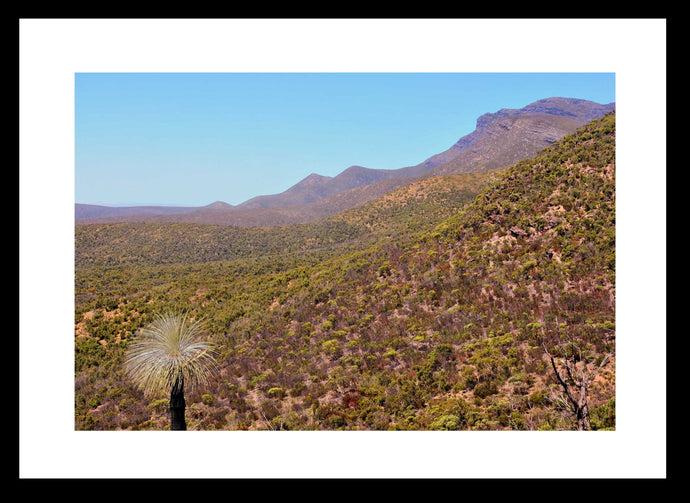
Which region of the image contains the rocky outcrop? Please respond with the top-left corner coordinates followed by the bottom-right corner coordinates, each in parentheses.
top-left (476, 97), bottom-right (615, 130)
top-left (426, 112), bottom-right (586, 176)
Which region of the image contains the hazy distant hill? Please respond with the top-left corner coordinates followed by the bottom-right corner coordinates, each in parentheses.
top-left (237, 166), bottom-right (402, 210)
top-left (75, 203), bottom-right (201, 219)
top-left (75, 201), bottom-right (233, 219)
top-left (74, 169), bottom-right (502, 268)
top-left (75, 97), bottom-right (614, 226)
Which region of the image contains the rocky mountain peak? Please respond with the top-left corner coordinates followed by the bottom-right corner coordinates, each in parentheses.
top-left (475, 97), bottom-right (614, 132)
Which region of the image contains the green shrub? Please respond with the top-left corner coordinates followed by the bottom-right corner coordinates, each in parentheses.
top-left (473, 380), bottom-right (498, 399)
top-left (148, 398), bottom-right (169, 413)
top-left (86, 397), bottom-right (101, 409)
top-left (590, 397), bottom-right (616, 430)
top-left (430, 414), bottom-right (462, 430)
top-left (267, 387), bottom-right (285, 399)
top-left (321, 339), bottom-right (342, 358)
top-left (118, 397), bottom-right (136, 411)
top-left (528, 390), bottom-right (547, 406)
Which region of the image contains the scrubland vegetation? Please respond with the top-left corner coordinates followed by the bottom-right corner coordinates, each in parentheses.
top-left (75, 112), bottom-right (616, 431)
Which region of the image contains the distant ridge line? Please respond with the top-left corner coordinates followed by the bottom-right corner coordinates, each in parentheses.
top-left (76, 97), bottom-right (615, 225)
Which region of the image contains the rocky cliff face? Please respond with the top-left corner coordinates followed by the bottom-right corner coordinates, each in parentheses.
top-left (427, 113), bottom-right (587, 177)
top-left (475, 97), bottom-right (615, 130)
top-left (416, 98), bottom-right (614, 173)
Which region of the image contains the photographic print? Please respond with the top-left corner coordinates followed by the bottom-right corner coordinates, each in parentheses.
top-left (74, 71), bottom-right (617, 432)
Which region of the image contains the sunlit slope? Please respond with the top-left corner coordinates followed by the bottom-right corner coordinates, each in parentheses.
top-left (74, 113), bottom-right (615, 431)
top-left (75, 168), bottom-right (503, 268)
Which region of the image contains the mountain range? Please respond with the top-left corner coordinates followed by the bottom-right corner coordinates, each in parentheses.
top-left (75, 97), bottom-right (614, 226)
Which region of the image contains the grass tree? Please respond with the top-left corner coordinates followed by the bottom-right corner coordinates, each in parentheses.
top-left (124, 312), bottom-right (218, 430)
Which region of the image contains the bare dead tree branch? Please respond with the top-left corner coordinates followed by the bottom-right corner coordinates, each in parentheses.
top-left (543, 339), bottom-right (611, 431)
top-left (260, 410), bottom-right (275, 431)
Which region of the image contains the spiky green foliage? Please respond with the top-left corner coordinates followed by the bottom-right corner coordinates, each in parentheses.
top-left (123, 312), bottom-right (218, 397)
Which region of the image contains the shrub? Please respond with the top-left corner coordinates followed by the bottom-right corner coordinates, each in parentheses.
top-left (118, 397), bottom-right (137, 411)
top-left (267, 387), bottom-right (285, 399)
top-left (148, 398), bottom-right (169, 413)
top-left (289, 382), bottom-right (306, 397)
top-left (322, 339), bottom-right (342, 359)
top-left (380, 346), bottom-right (397, 358)
top-left (590, 397), bottom-right (616, 430)
top-left (528, 390), bottom-right (547, 406)
top-left (473, 380), bottom-right (498, 399)
top-left (430, 414), bottom-right (461, 430)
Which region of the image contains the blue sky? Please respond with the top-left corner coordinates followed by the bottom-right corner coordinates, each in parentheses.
top-left (75, 72), bottom-right (615, 207)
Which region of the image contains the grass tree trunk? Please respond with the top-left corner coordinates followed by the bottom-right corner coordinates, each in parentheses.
top-left (124, 312), bottom-right (218, 431)
top-left (169, 375), bottom-right (187, 431)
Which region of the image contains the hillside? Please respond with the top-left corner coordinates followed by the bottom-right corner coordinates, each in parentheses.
top-left (74, 112), bottom-right (615, 431)
top-left (418, 97), bottom-right (614, 170)
top-left (75, 97), bottom-right (614, 226)
top-left (75, 203), bottom-right (202, 219)
top-left (75, 169), bottom-right (500, 268)
top-left (237, 166), bottom-right (401, 210)
top-left (425, 113), bottom-right (584, 176)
